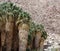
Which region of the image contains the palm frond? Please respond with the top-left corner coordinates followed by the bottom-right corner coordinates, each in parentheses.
top-left (41, 30), bottom-right (47, 39)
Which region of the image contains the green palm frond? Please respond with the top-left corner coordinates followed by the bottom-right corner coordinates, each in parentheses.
top-left (0, 2), bottom-right (31, 24)
top-left (0, 2), bottom-right (22, 22)
top-left (28, 22), bottom-right (36, 45)
top-left (36, 24), bottom-right (44, 32)
top-left (16, 11), bottom-right (31, 26)
top-left (29, 22), bottom-right (36, 34)
top-left (23, 12), bottom-right (31, 21)
top-left (18, 11), bottom-right (31, 20)
top-left (41, 30), bottom-right (47, 39)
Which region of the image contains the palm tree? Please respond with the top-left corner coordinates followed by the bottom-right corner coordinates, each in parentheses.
top-left (0, 17), bottom-right (3, 51)
top-left (0, 3), bottom-right (13, 50)
top-left (0, 2), bottom-right (21, 51)
top-left (35, 24), bottom-right (44, 51)
top-left (40, 30), bottom-right (47, 51)
top-left (0, 15), bottom-right (6, 51)
top-left (27, 22), bottom-right (36, 51)
top-left (0, 3), bottom-right (14, 51)
top-left (5, 12), bottom-right (14, 51)
top-left (12, 4), bottom-right (22, 51)
top-left (16, 11), bottom-right (31, 51)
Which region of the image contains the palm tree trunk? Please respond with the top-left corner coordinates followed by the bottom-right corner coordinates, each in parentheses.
top-left (12, 34), bottom-right (19, 51)
top-left (5, 21), bottom-right (14, 51)
top-left (1, 31), bottom-right (6, 51)
top-left (18, 24), bottom-right (29, 51)
top-left (0, 31), bottom-right (2, 51)
top-left (1, 31), bottom-right (6, 47)
top-left (12, 26), bottom-right (19, 51)
top-left (40, 38), bottom-right (44, 51)
top-left (35, 32), bottom-right (41, 51)
top-left (32, 34), bottom-right (35, 49)
top-left (0, 22), bottom-right (6, 51)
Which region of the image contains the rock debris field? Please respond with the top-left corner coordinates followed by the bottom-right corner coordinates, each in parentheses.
top-left (44, 33), bottom-right (60, 51)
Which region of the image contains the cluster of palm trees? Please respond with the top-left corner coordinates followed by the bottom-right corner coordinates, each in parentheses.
top-left (0, 2), bottom-right (47, 51)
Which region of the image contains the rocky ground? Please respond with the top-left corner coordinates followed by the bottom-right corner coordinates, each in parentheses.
top-left (44, 33), bottom-right (60, 51)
